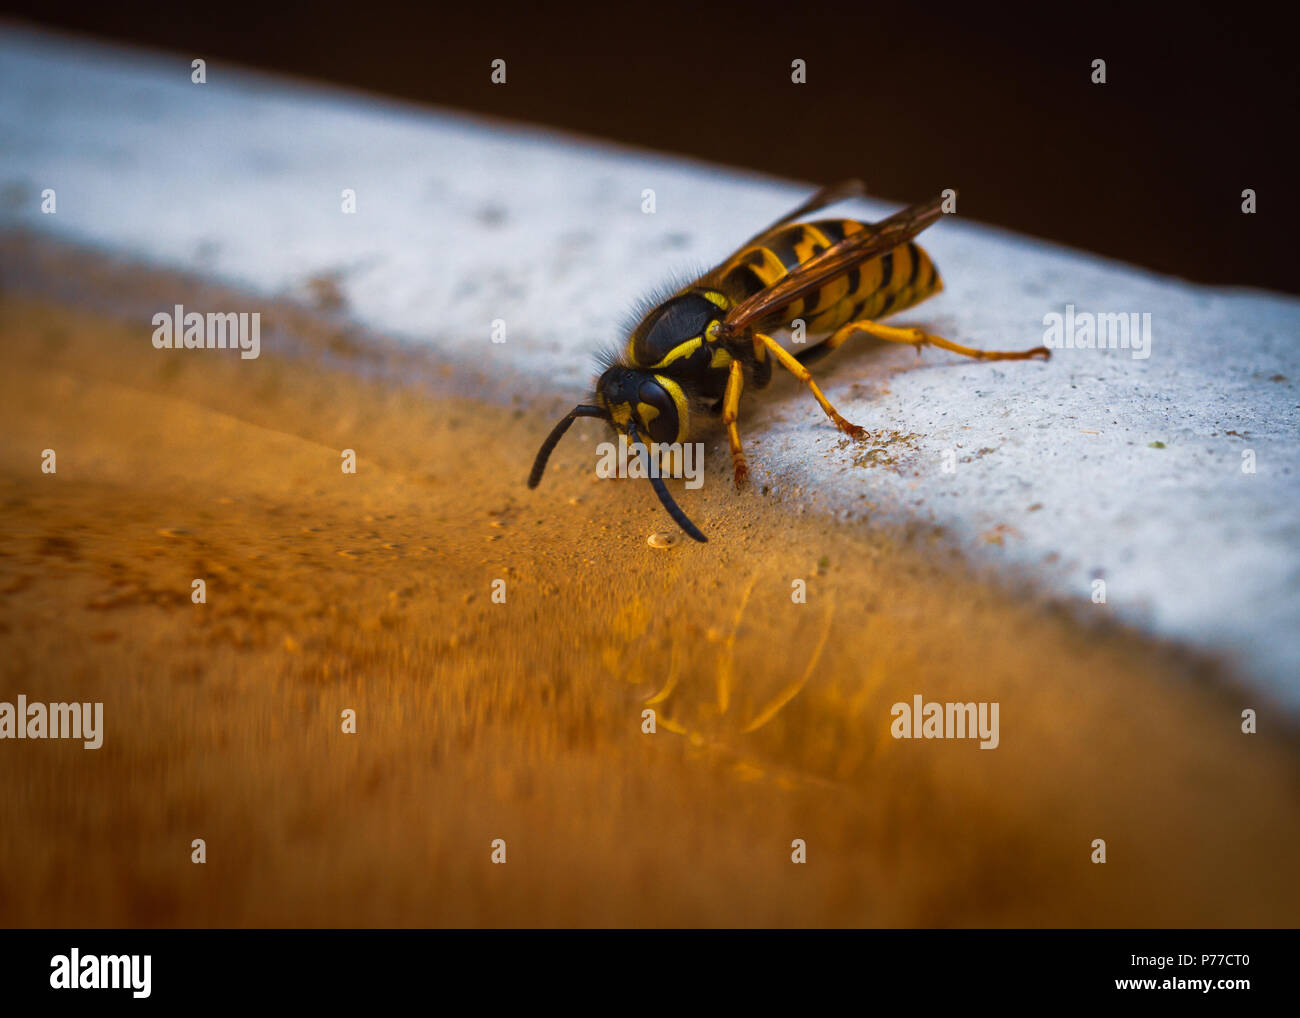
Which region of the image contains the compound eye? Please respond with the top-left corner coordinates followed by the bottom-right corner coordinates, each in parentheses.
top-left (637, 379), bottom-right (680, 444)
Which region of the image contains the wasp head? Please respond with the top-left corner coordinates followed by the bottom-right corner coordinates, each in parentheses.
top-left (527, 365), bottom-right (705, 542)
top-left (594, 365), bottom-right (689, 446)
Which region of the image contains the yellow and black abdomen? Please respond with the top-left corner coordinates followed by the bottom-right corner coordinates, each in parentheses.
top-left (710, 218), bottom-right (943, 337)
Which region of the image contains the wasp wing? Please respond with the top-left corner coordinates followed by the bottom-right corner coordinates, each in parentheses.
top-left (687, 180), bottom-right (866, 298)
top-left (733, 178), bottom-right (868, 251)
top-left (717, 193), bottom-right (948, 338)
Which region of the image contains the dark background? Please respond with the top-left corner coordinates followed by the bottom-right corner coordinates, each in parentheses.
top-left (5, 1), bottom-right (1295, 292)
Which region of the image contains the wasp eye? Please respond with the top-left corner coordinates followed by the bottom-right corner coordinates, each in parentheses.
top-left (637, 379), bottom-right (680, 444)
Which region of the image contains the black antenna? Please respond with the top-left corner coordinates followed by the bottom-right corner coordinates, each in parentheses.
top-left (628, 421), bottom-right (707, 543)
top-left (528, 404), bottom-right (608, 488)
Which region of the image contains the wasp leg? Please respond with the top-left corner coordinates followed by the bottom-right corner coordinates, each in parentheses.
top-left (752, 332), bottom-right (866, 439)
top-left (722, 359), bottom-right (749, 487)
top-left (826, 319), bottom-right (1050, 361)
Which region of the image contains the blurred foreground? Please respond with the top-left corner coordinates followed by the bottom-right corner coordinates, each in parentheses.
top-left (1, 274), bottom-right (1297, 927)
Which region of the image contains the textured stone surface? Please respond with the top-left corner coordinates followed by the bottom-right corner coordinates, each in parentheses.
top-left (3, 25), bottom-right (1298, 704)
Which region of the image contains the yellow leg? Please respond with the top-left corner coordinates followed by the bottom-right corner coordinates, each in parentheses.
top-left (753, 332), bottom-right (866, 439)
top-left (722, 359), bottom-right (748, 487)
top-left (826, 319), bottom-right (1050, 361)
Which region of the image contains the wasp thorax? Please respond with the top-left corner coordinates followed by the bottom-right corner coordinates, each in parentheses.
top-left (597, 366), bottom-right (688, 445)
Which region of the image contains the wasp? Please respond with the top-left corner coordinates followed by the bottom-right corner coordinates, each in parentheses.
top-left (528, 180), bottom-right (1049, 542)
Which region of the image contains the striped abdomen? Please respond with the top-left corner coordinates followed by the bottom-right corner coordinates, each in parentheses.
top-left (708, 218), bottom-right (943, 336)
